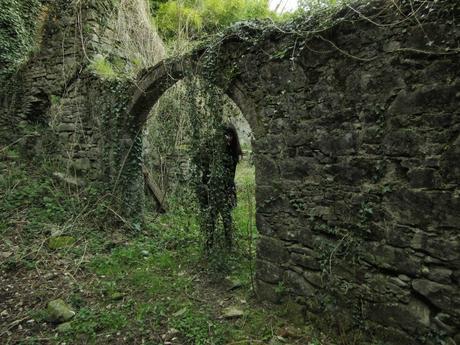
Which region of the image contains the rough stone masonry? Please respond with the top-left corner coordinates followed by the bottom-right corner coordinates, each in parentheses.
top-left (1, 0), bottom-right (459, 344)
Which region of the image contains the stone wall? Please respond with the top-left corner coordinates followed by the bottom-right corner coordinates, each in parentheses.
top-left (0, 5), bottom-right (148, 220)
top-left (241, 4), bottom-right (460, 345)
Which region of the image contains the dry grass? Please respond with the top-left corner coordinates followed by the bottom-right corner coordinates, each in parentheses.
top-left (115, 0), bottom-right (166, 68)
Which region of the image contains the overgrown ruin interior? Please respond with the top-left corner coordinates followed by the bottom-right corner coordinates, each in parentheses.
top-left (1, 0), bottom-right (459, 344)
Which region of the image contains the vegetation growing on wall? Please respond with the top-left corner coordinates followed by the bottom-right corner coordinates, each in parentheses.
top-left (115, 0), bottom-right (166, 69)
top-left (0, 0), bottom-right (45, 79)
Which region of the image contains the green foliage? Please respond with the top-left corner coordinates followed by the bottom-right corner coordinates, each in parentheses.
top-left (67, 307), bottom-right (128, 339)
top-left (232, 161), bottom-right (256, 231)
top-left (89, 55), bottom-right (119, 80)
top-left (298, 0), bottom-right (339, 9)
top-left (0, 164), bottom-right (70, 233)
top-left (149, 0), bottom-right (169, 13)
top-left (156, 1), bottom-right (203, 38)
top-left (0, 148), bottom-right (113, 242)
top-left (0, 0), bottom-right (44, 79)
top-left (154, 0), bottom-right (272, 40)
top-left (171, 308), bottom-right (226, 345)
top-left (66, 166), bottom-right (293, 344)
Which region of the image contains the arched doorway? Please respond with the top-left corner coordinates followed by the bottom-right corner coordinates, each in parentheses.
top-left (121, 58), bottom-right (258, 258)
top-left (142, 77), bottom-right (257, 257)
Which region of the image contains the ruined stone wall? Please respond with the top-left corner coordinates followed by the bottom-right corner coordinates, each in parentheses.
top-left (0, 2), bottom-right (115, 178)
top-left (240, 4), bottom-right (460, 345)
top-left (0, 0), bottom-right (163, 202)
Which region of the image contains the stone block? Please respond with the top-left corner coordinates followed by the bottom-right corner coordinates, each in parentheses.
top-left (407, 168), bottom-right (441, 188)
top-left (441, 135), bottom-right (460, 184)
top-left (290, 252), bottom-right (320, 271)
top-left (385, 224), bottom-right (421, 249)
top-left (257, 236), bottom-right (289, 263)
top-left (255, 213), bottom-right (275, 236)
top-left (426, 267), bottom-right (453, 284)
top-left (324, 157), bottom-right (381, 184)
top-left (303, 270), bottom-right (323, 288)
top-left (412, 279), bottom-right (457, 312)
top-left (388, 84), bottom-right (459, 115)
top-left (258, 61), bottom-right (307, 94)
top-left (255, 279), bottom-right (281, 303)
top-left (433, 313), bottom-right (457, 334)
top-left (313, 130), bottom-right (358, 156)
top-left (363, 243), bottom-right (422, 276)
top-left (283, 270), bottom-right (316, 297)
top-left (369, 322), bottom-right (420, 345)
top-left (254, 155), bottom-right (279, 180)
top-left (283, 298), bottom-right (306, 326)
top-left (384, 188), bottom-right (460, 227)
top-left (363, 125), bottom-right (383, 144)
top-left (255, 259), bottom-right (283, 284)
top-left (279, 157), bottom-right (315, 180)
top-left (382, 129), bottom-right (420, 156)
top-left (367, 298), bottom-right (431, 334)
top-left (364, 273), bottom-right (411, 303)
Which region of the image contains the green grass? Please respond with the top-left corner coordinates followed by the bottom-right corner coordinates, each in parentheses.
top-left (58, 157), bottom-right (283, 345)
top-left (1, 150), bottom-right (334, 345)
top-left (234, 159), bottom-right (257, 251)
top-left (89, 55), bottom-right (118, 80)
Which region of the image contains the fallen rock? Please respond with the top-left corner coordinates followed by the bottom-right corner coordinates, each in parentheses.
top-left (222, 306), bottom-right (244, 319)
top-left (225, 277), bottom-right (243, 291)
top-left (49, 225), bottom-right (64, 237)
top-left (268, 336), bottom-right (285, 345)
top-left (110, 292), bottom-right (126, 301)
top-left (52, 172), bottom-right (85, 187)
top-left (47, 299), bottom-right (75, 323)
top-left (48, 236), bottom-right (76, 250)
top-left (162, 328), bottom-right (180, 341)
top-left (277, 326), bottom-right (303, 339)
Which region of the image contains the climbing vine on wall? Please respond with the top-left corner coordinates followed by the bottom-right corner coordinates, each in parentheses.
top-left (0, 0), bottom-right (45, 79)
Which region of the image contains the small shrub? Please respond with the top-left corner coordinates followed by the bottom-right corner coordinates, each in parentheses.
top-left (89, 55), bottom-right (118, 80)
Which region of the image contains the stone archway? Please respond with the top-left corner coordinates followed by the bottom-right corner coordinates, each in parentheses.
top-left (127, 56), bottom-right (258, 132)
top-left (125, 56), bottom-right (257, 214)
top-left (117, 50), bottom-right (260, 219)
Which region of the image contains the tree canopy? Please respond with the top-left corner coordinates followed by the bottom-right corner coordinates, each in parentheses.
top-left (151, 0), bottom-right (272, 39)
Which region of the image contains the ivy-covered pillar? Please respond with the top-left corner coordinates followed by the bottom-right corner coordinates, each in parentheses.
top-left (116, 123), bottom-right (145, 226)
top-left (101, 80), bottom-right (145, 226)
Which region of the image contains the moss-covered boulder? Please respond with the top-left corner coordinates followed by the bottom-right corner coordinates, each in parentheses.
top-left (48, 236), bottom-right (76, 249)
top-left (47, 299), bottom-right (75, 324)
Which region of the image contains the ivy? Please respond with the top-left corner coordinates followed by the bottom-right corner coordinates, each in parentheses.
top-left (0, 0), bottom-right (45, 79)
